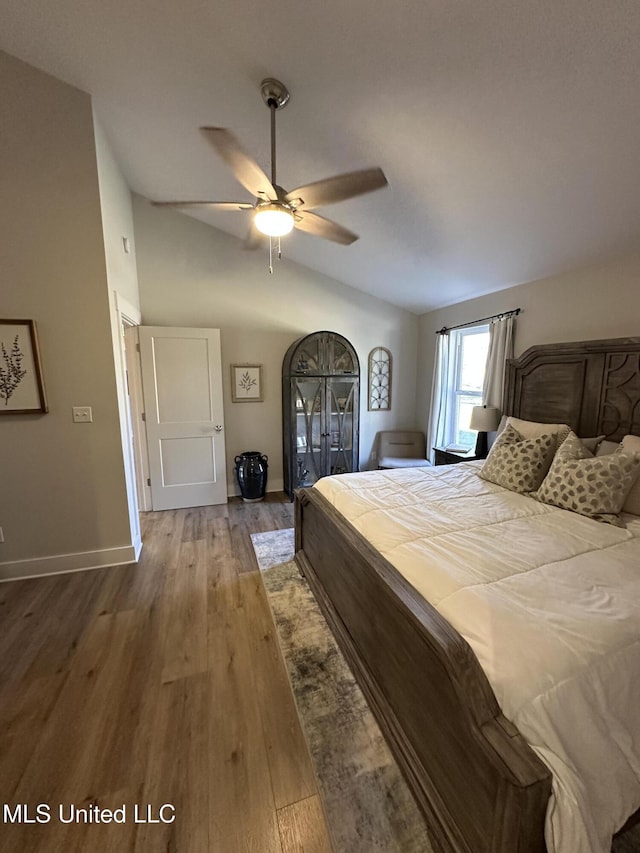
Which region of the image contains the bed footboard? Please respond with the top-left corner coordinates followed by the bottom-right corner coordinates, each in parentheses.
top-left (295, 487), bottom-right (551, 853)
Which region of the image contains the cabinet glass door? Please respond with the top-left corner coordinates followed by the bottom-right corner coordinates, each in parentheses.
top-left (328, 379), bottom-right (357, 474)
top-left (292, 337), bottom-right (322, 374)
top-left (293, 379), bottom-right (324, 488)
top-left (330, 337), bottom-right (357, 374)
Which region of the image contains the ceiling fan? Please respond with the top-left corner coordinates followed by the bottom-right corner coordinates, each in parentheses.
top-left (153, 78), bottom-right (388, 265)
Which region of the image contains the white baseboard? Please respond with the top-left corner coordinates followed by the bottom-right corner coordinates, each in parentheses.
top-left (0, 544), bottom-right (138, 583)
top-left (132, 535), bottom-right (143, 561)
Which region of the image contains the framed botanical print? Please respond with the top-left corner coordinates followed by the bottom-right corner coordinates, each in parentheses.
top-left (231, 364), bottom-right (263, 402)
top-left (0, 319), bottom-right (48, 414)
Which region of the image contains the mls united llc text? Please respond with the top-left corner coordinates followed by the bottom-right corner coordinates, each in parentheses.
top-left (3, 804), bottom-right (176, 825)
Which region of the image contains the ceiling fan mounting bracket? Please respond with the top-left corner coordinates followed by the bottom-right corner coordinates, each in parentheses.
top-left (260, 78), bottom-right (290, 111)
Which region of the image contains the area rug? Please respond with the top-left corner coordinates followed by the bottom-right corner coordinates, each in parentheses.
top-left (251, 528), bottom-right (433, 852)
top-left (250, 527), bottom-right (295, 570)
top-left (251, 529), bottom-right (640, 853)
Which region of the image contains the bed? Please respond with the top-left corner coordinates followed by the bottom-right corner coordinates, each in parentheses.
top-left (293, 336), bottom-right (640, 853)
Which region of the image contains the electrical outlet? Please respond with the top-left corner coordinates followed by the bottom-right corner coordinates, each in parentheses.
top-left (72, 406), bottom-right (93, 423)
top-left (0, 527), bottom-right (4, 543)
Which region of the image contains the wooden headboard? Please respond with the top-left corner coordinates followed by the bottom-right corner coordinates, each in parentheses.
top-left (503, 337), bottom-right (640, 440)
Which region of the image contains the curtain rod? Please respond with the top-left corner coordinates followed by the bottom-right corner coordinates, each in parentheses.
top-left (436, 307), bottom-right (521, 335)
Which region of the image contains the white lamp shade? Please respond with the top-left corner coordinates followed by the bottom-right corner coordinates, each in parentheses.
top-left (254, 204), bottom-right (295, 237)
top-left (470, 405), bottom-right (501, 432)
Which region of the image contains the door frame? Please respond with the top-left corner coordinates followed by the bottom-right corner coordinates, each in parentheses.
top-left (113, 293), bottom-right (144, 555)
top-left (123, 325), bottom-right (151, 512)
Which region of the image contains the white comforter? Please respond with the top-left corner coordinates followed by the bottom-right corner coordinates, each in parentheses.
top-left (314, 462), bottom-right (640, 853)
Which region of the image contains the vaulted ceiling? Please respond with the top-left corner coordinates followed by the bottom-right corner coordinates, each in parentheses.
top-left (2, 0), bottom-right (640, 313)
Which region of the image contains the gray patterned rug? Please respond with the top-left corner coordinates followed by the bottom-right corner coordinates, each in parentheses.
top-left (251, 528), bottom-right (640, 853)
top-left (250, 527), bottom-right (295, 570)
top-left (251, 528), bottom-right (432, 852)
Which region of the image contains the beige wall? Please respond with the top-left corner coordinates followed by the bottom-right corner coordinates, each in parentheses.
top-left (133, 196), bottom-right (420, 494)
top-left (93, 116), bottom-right (141, 314)
top-left (94, 115), bottom-right (143, 552)
top-left (0, 51), bottom-right (132, 576)
top-left (417, 252), bottom-right (640, 438)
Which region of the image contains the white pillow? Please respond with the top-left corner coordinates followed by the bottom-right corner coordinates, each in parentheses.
top-left (622, 434), bottom-right (640, 453)
top-left (498, 416), bottom-right (571, 442)
top-left (580, 435), bottom-right (606, 453)
top-left (596, 440), bottom-right (620, 457)
top-left (621, 435), bottom-right (640, 516)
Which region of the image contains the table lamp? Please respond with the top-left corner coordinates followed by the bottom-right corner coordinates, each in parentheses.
top-left (470, 405), bottom-right (501, 458)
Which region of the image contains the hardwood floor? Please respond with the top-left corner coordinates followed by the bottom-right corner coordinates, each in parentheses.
top-left (0, 495), bottom-right (334, 853)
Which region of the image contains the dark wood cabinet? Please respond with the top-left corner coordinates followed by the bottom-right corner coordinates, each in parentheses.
top-left (283, 331), bottom-right (360, 499)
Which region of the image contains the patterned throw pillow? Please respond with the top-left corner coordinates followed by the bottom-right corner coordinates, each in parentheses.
top-left (535, 431), bottom-right (640, 526)
top-left (479, 424), bottom-right (557, 493)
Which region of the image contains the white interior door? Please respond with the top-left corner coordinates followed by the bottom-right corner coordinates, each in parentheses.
top-left (139, 326), bottom-right (227, 510)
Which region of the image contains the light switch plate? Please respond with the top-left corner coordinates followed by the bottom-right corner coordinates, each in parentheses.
top-left (72, 406), bottom-right (93, 423)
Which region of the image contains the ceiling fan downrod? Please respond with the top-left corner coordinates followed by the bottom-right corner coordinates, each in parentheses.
top-left (260, 78), bottom-right (291, 272)
top-left (260, 78), bottom-right (290, 190)
top-left (270, 103), bottom-right (277, 187)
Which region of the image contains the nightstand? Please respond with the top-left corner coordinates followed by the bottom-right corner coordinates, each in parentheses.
top-left (433, 447), bottom-right (482, 466)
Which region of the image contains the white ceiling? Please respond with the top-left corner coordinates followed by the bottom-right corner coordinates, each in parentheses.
top-left (2, 0), bottom-right (640, 313)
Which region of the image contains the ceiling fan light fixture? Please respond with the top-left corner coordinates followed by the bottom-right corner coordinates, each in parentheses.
top-left (254, 203), bottom-right (294, 237)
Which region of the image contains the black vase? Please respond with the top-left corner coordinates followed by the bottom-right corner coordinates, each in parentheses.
top-left (234, 451), bottom-right (269, 502)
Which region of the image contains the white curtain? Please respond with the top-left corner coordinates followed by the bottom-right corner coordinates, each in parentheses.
top-left (482, 315), bottom-right (515, 410)
top-left (427, 332), bottom-right (450, 462)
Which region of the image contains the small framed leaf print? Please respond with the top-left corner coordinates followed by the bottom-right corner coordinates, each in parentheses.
top-left (231, 364), bottom-right (263, 402)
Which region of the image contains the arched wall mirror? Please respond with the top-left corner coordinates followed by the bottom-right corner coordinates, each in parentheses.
top-left (368, 346), bottom-right (392, 411)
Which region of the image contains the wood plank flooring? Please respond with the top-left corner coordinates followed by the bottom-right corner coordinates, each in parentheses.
top-left (0, 495), bottom-right (334, 853)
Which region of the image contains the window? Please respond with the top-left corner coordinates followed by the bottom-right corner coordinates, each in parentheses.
top-left (444, 325), bottom-right (490, 448)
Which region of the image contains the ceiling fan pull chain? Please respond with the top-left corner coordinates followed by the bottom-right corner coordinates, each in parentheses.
top-left (268, 236), bottom-right (283, 273)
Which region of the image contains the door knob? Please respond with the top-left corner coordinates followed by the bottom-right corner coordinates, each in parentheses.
top-left (215, 425), bottom-right (223, 432)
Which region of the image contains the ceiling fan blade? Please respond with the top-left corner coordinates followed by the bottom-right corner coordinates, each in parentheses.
top-left (294, 211), bottom-right (358, 245)
top-left (200, 127), bottom-right (276, 199)
top-left (152, 201), bottom-right (254, 210)
top-left (285, 167), bottom-right (387, 211)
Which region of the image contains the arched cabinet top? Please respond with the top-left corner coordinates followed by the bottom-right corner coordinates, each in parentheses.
top-left (283, 330), bottom-right (360, 378)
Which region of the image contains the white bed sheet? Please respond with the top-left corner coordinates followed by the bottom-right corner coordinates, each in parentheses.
top-left (314, 462), bottom-right (640, 853)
